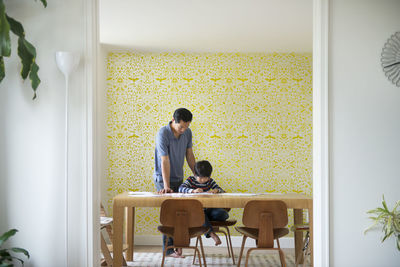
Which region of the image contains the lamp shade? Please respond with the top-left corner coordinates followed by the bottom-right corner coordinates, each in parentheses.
top-left (56, 51), bottom-right (80, 77)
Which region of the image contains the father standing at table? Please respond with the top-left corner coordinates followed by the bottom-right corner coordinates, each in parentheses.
top-left (154, 108), bottom-right (196, 257)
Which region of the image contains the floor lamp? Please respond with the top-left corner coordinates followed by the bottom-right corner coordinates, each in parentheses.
top-left (55, 51), bottom-right (80, 267)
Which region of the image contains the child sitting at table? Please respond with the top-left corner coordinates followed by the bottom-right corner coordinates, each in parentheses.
top-left (178, 160), bottom-right (229, 246)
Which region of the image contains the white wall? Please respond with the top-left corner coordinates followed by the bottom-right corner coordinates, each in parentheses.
top-left (330, 0), bottom-right (400, 266)
top-left (0, 0), bottom-right (87, 266)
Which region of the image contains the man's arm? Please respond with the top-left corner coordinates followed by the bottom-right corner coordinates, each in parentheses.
top-left (160, 155), bottom-right (173, 193)
top-left (186, 147), bottom-right (196, 175)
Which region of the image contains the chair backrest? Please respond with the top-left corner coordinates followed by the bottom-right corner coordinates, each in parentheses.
top-left (242, 200), bottom-right (288, 248)
top-left (160, 199), bottom-right (205, 246)
top-left (100, 203), bottom-right (113, 239)
top-left (100, 203), bottom-right (107, 217)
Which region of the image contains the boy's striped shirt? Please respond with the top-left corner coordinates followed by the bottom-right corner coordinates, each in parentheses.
top-left (178, 176), bottom-right (224, 193)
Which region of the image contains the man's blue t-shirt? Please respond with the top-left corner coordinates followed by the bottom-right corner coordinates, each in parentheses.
top-left (154, 122), bottom-right (193, 184)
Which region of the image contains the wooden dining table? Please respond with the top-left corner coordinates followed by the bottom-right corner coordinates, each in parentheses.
top-left (112, 192), bottom-right (313, 267)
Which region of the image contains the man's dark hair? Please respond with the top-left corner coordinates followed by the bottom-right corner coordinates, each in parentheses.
top-left (173, 108), bottom-right (193, 123)
top-left (194, 160), bottom-right (213, 177)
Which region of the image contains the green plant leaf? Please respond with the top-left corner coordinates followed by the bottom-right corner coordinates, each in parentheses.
top-left (0, 229), bottom-right (17, 247)
top-left (364, 220), bottom-right (380, 234)
top-left (367, 207), bottom-right (388, 214)
top-left (29, 61), bottom-right (39, 99)
top-left (17, 38), bottom-right (34, 79)
top-left (6, 15), bottom-right (24, 38)
top-left (29, 60), bottom-right (39, 87)
top-left (382, 229), bottom-right (394, 242)
top-left (0, 263), bottom-right (13, 267)
top-left (0, 0), bottom-right (11, 57)
top-left (382, 195), bottom-right (390, 212)
top-left (9, 255), bottom-right (24, 265)
top-left (10, 247), bottom-right (30, 258)
top-left (0, 56), bottom-right (4, 82)
top-left (39, 0), bottom-right (48, 8)
top-left (397, 235), bottom-right (400, 251)
top-left (0, 249), bottom-right (11, 257)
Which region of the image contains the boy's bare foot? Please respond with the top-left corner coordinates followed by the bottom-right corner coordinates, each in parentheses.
top-left (167, 248), bottom-right (185, 258)
top-left (168, 251), bottom-right (185, 258)
top-left (209, 232), bottom-right (221, 246)
top-left (175, 248), bottom-right (183, 256)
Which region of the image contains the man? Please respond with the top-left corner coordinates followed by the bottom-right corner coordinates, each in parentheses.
top-left (154, 107), bottom-right (196, 257)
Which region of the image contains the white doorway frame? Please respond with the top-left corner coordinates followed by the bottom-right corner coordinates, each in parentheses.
top-left (83, 0), bottom-right (330, 266)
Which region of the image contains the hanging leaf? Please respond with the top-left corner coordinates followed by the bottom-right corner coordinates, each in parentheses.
top-left (29, 61), bottom-right (39, 99)
top-left (0, 1), bottom-right (46, 99)
top-left (6, 15), bottom-right (25, 38)
top-left (0, 0), bottom-right (11, 57)
top-left (39, 0), bottom-right (47, 8)
top-left (17, 38), bottom-right (34, 79)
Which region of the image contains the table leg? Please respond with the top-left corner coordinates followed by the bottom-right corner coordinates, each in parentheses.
top-left (113, 202), bottom-right (124, 267)
top-left (126, 207), bottom-right (135, 261)
top-left (293, 209), bottom-right (304, 264)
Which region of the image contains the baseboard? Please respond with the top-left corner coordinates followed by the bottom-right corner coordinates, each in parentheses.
top-left (134, 235), bottom-right (294, 248)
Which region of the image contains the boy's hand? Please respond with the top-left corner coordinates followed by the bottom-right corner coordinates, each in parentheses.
top-left (193, 188), bottom-right (203, 193)
top-left (210, 189), bottom-right (219, 194)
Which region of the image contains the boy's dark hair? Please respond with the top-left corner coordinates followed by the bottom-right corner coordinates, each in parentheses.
top-left (173, 108), bottom-right (193, 123)
top-left (194, 160), bottom-right (213, 177)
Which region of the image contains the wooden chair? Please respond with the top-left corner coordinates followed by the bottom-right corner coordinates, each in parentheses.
top-left (193, 209), bottom-right (237, 264)
top-left (158, 199), bottom-right (209, 267)
top-left (291, 224), bottom-right (311, 267)
top-left (100, 204), bottom-right (127, 266)
top-left (235, 200), bottom-right (289, 267)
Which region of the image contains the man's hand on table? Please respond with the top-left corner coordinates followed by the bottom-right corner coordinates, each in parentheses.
top-left (158, 187), bottom-right (174, 194)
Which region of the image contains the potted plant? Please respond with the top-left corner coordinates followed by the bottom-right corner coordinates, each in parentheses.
top-left (0, 229), bottom-right (30, 266)
top-left (364, 195), bottom-right (400, 251)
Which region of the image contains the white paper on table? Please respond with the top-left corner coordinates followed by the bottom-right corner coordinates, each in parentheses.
top-left (221, 193), bottom-right (257, 196)
top-left (127, 191), bottom-right (161, 197)
top-left (169, 192), bottom-right (216, 197)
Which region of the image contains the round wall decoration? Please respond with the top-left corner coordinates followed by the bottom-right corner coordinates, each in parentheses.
top-left (381, 31), bottom-right (400, 87)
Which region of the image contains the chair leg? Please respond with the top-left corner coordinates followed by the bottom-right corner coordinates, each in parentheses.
top-left (217, 229), bottom-right (229, 256)
top-left (237, 235), bottom-right (247, 267)
top-left (244, 248), bottom-right (255, 267)
top-left (225, 226), bottom-right (235, 264)
top-left (161, 239), bottom-right (169, 267)
top-left (295, 231), bottom-right (310, 267)
top-left (198, 236), bottom-right (207, 267)
top-left (100, 233), bottom-right (113, 266)
top-left (193, 236), bottom-right (199, 264)
top-left (276, 238), bottom-right (281, 249)
top-left (278, 249), bottom-right (287, 267)
top-left (302, 232), bottom-right (311, 266)
top-left (194, 247), bottom-right (203, 267)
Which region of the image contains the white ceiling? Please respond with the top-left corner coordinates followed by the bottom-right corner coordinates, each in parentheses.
top-left (99, 0), bottom-right (313, 53)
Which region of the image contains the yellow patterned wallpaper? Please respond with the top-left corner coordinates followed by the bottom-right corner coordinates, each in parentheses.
top-left (105, 52), bottom-right (312, 235)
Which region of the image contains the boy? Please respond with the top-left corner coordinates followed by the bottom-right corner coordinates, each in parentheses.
top-left (178, 160), bottom-right (229, 246)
